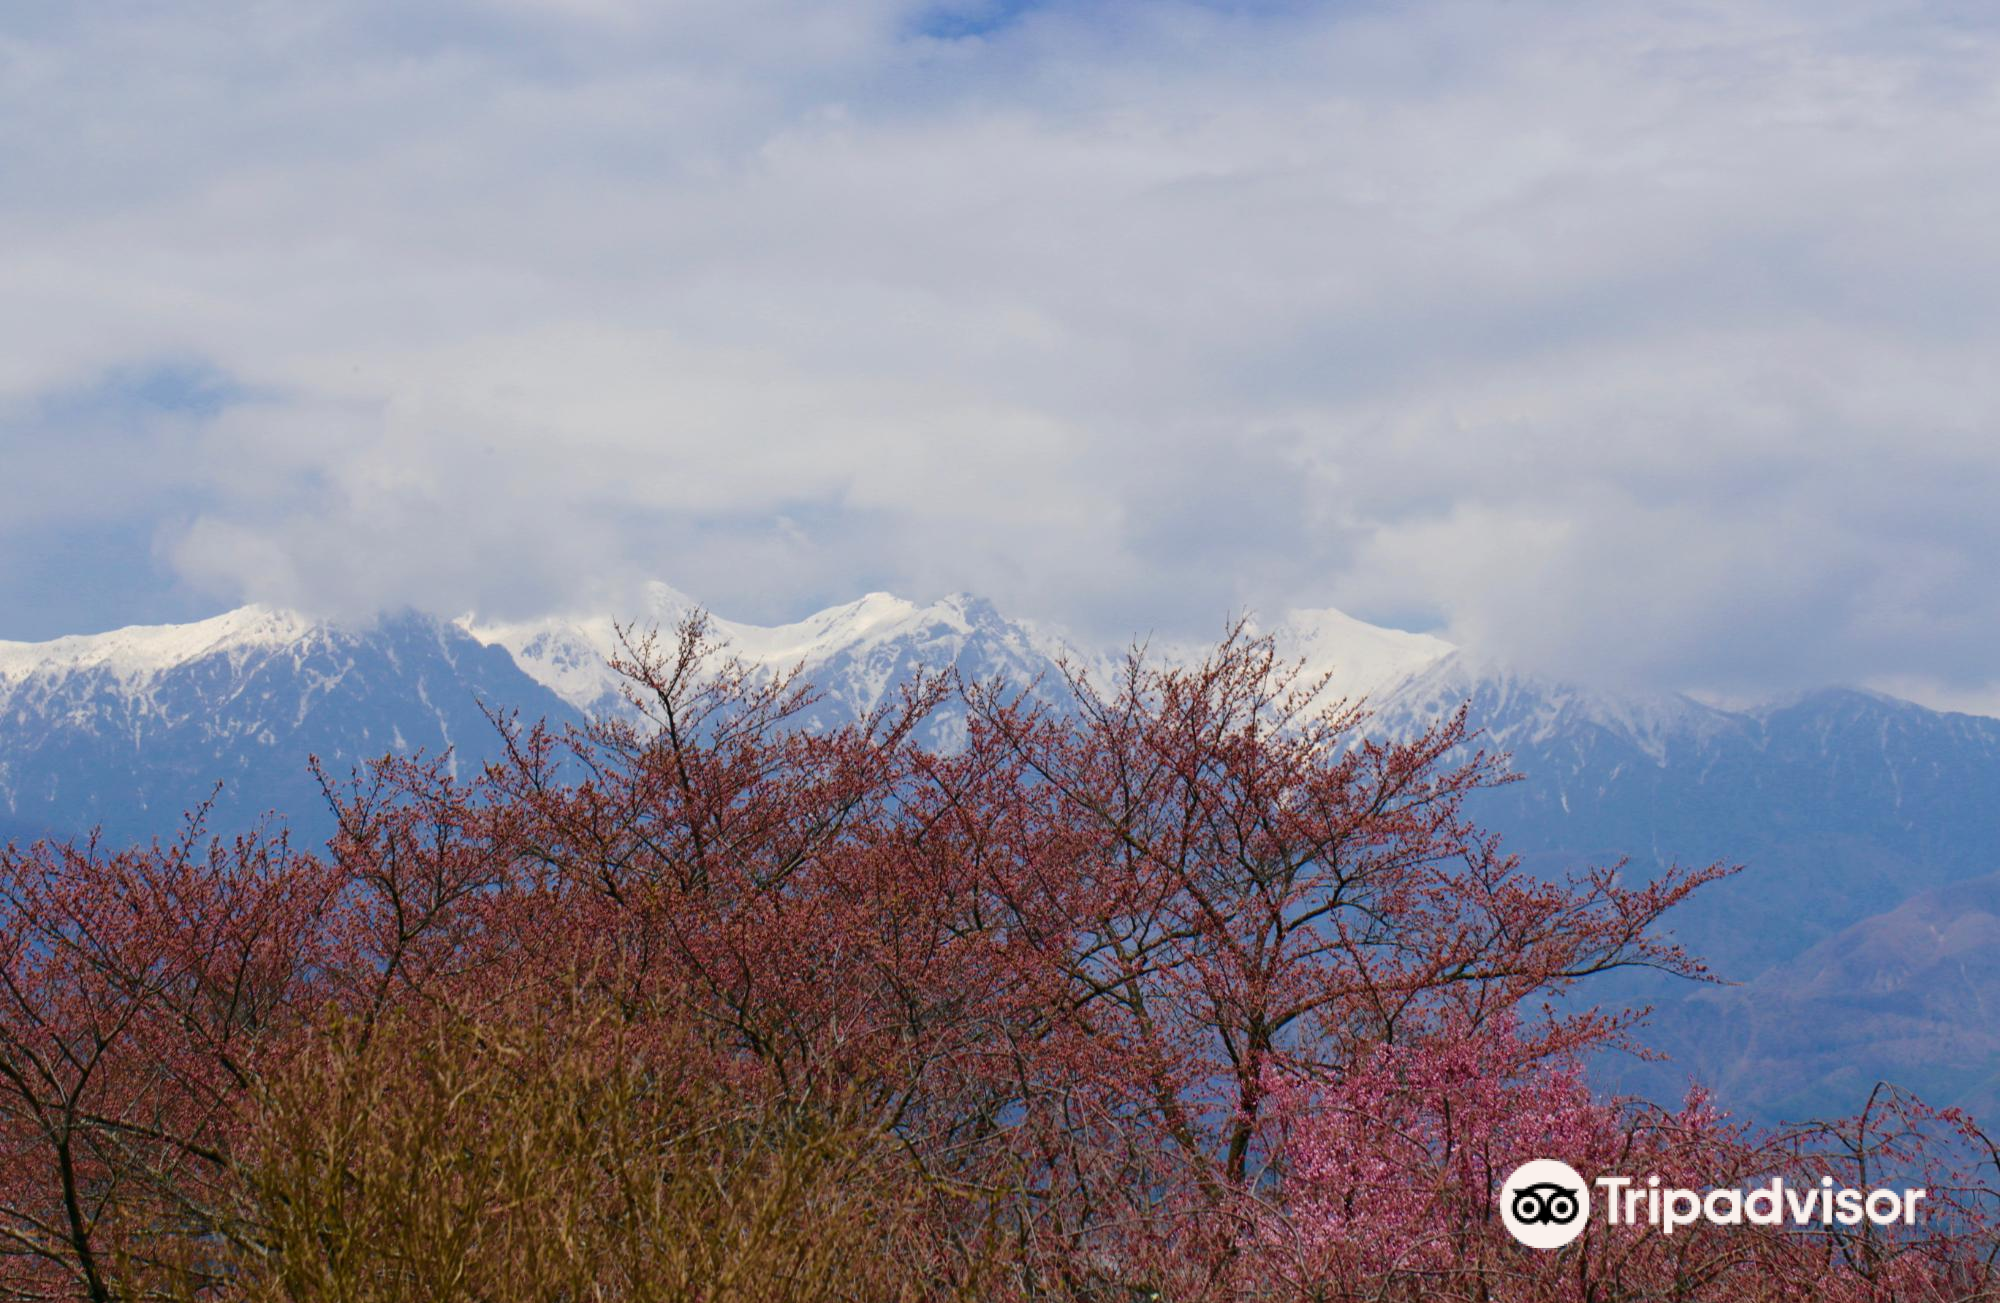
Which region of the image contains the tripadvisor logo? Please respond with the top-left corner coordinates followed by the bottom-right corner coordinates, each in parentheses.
top-left (1500, 1159), bottom-right (1591, 1249)
top-left (1498, 1159), bottom-right (1929, 1249)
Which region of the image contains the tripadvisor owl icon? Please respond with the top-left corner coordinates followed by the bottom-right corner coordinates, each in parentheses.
top-left (1500, 1159), bottom-right (1590, 1249)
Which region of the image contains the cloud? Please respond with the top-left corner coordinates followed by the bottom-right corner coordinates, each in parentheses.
top-left (3, 0), bottom-right (1999, 704)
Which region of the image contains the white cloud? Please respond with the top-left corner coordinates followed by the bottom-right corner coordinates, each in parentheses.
top-left (3, 0), bottom-right (1999, 700)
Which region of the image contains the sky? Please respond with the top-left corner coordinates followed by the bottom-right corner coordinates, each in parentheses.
top-left (3, 0), bottom-right (1999, 711)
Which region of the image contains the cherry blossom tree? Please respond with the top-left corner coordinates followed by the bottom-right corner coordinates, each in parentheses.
top-left (0, 612), bottom-right (1989, 1301)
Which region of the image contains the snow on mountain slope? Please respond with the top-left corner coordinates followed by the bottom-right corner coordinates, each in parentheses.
top-left (0, 589), bottom-right (1464, 810)
top-left (1369, 652), bottom-right (1740, 765)
top-left (0, 605), bottom-right (317, 700)
top-left (0, 609), bottom-right (578, 845)
top-left (469, 585), bottom-right (1456, 726)
top-left (461, 582), bottom-right (702, 720)
top-left (468, 586), bottom-right (1082, 747)
top-left (1267, 606), bottom-right (1454, 705)
top-left (467, 585), bottom-right (980, 716)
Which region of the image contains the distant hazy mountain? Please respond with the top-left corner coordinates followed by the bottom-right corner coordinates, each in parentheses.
top-left (1, 587), bottom-right (1995, 1120)
top-left (1638, 872), bottom-right (2000, 1120)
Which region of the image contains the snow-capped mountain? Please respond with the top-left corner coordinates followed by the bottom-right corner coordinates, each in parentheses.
top-left (466, 584), bottom-right (1080, 743)
top-left (469, 585), bottom-right (1451, 714)
top-left (1370, 652), bottom-right (1743, 764)
top-left (465, 585), bottom-right (1454, 748)
top-left (0, 607), bottom-right (580, 845)
top-left (0, 587), bottom-right (1457, 849)
top-left (2, 585), bottom-right (1997, 1120)
top-left (1260, 606), bottom-right (1457, 703)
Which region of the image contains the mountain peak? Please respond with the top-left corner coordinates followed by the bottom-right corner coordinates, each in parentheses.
top-left (636, 580), bottom-right (700, 618)
top-left (1265, 606), bottom-right (1455, 703)
top-left (0, 604), bottom-right (320, 692)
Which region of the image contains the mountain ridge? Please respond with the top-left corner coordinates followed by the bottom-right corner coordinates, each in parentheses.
top-left (0, 608), bottom-right (582, 845)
